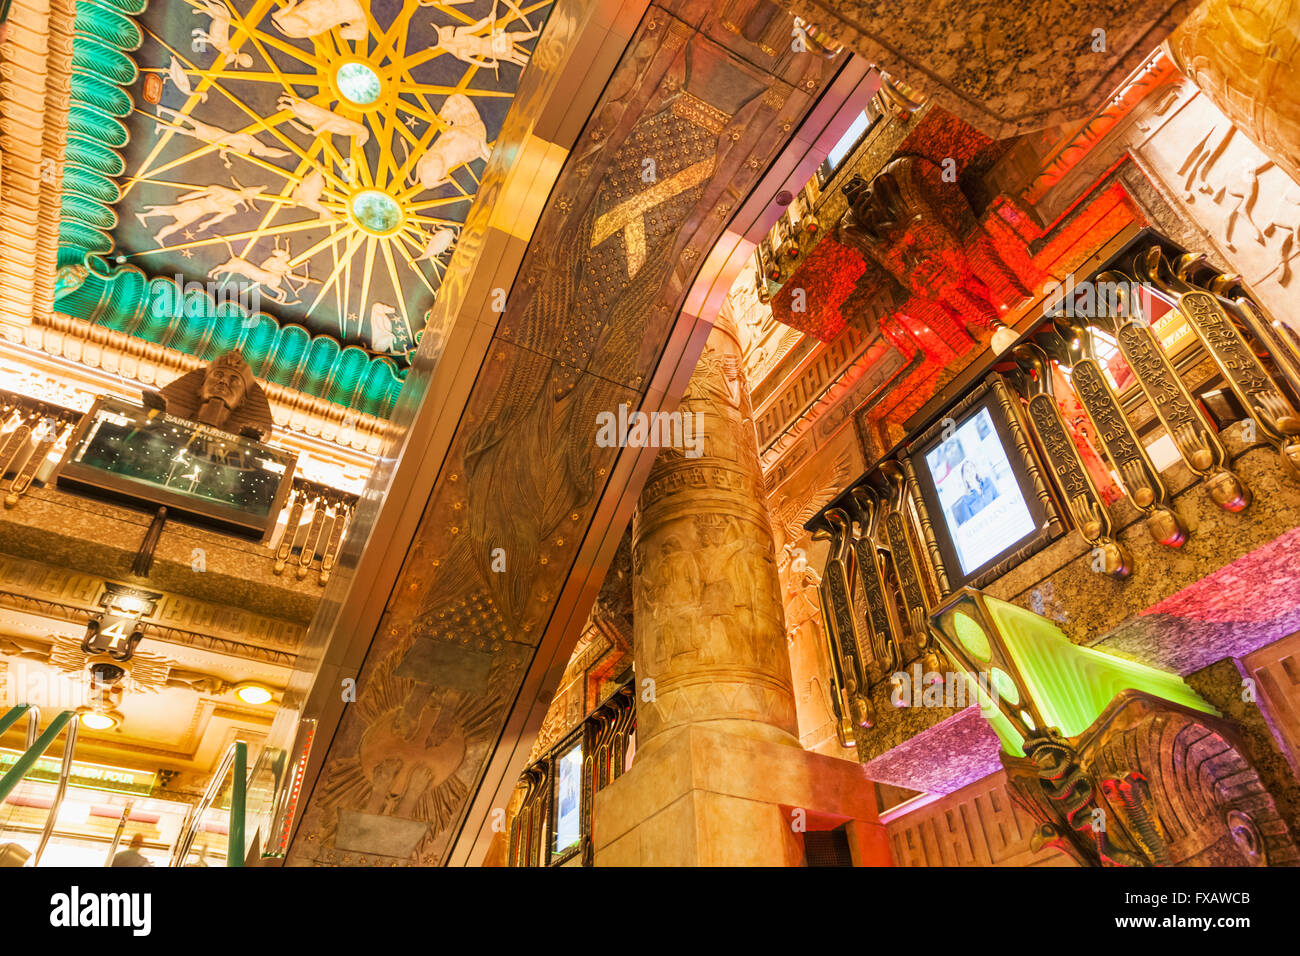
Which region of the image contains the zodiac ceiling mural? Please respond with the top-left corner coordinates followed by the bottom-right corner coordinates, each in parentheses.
top-left (104, 0), bottom-right (550, 364)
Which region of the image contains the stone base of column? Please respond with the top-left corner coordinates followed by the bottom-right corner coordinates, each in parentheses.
top-left (592, 724), bottom-right (891, 866)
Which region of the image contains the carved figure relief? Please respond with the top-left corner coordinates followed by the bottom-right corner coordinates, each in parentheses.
top-left (272, 0), bottom-right (368, 41)
top-left (277, 95), bottom-right (371, 147)
top-left (210, 237), bottom-right (315, 305)
top-left (193, 0), bottom-right (253, 69)
top-left (836, 156), bottom-right (1031, 345)
top-left (135, 183), bottom-right (263, 244)
top-left (1005, 691), bottom-right (1300, 867)
top-left (142, 350), bottom-right (275, 440)
top-left (433, 1), bottom-right (541, 72)
top-left (155, 106), bottom-right (292, 168)
top-left (166, 56), bottom-right (208, 102)
top-left (365, 302), bottom-right (408, 354)
top-left (312, 636), bottom-right (502, 863)
top-left (291, 169), bottom-right (331, 219)
top-left (414, 226), bottom-right (458, 264)
top-left (107, 0), bottom-right (545, 360)
top-left (401, 94), bottom-right (491, 193)
top-left (1130, 89), bottom-right (1300, 329)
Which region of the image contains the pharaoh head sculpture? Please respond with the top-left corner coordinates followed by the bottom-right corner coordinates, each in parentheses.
top-left (145, 350), bottom-right (274, 441)
top-left (197, 351), bottom-right (255, 427)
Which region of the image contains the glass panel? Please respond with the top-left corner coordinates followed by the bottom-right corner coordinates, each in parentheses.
top-left (550, 741), bottom-right (582, 862)
top-left (58, 396), bottom-right (296, 537)
top-left (826, 111), bottom-right (870, 168)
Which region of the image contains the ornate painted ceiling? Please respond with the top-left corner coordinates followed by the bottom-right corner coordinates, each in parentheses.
top-left (54, 0), bottom-right (551, 417)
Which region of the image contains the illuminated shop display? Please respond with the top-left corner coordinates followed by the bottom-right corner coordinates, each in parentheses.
top-left (928, 589), bottom-right (1216, 756)
top-left (0, 750), bottom-right (156, 796)
top-left (55, 396), bottom-right (297, 539)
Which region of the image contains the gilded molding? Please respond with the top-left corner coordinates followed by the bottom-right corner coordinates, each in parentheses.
top-left (0, 0), bottom-right (75, 330)
top-left (11, 312), bottom-right (392, 455)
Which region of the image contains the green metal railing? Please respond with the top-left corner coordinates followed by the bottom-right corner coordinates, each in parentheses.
top-left (170, 740), bottom-right (248, 867)
top-left (3, 706), bottom-right (308, 867)
top-left (0, 706), bottom-right (80, 866)
top-left (0, 704), bottom-right (40, 751)
top-left (229, 741), bottom-right (246, 868)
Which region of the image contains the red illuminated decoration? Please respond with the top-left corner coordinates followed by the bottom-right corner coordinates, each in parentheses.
top-left (768, 86), bottom-right (1160, 459)
top-left (142, 72), bottom-right (163, 105)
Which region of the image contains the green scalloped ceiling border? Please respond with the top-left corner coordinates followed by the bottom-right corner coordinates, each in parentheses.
top-left (53, 0), bottom-right (408, 419)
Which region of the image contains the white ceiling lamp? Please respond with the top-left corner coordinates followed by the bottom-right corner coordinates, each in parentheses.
top-left (234, 683), bottom-right (274, 706)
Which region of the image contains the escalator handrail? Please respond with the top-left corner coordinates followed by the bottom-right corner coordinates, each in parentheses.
top-left (0, 704), bottom-right (41, 749)
top-left (0, 710), bottom-right (74, 804)
top-left (228, 740), bottom-right (246, 868)
top-left (31, 715), bottom-right (78, 866)
top-left (170, 739), bottom-right (248, 867)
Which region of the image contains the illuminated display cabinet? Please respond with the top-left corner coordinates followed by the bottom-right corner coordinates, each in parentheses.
top-left (55, 396), bottom-right (297, 540)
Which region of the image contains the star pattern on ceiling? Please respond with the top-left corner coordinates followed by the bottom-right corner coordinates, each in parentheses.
top-left (113, 0), bottom-right (549, 360)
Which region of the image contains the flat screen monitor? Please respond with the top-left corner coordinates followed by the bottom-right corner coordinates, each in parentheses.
top-left (550, 740), bottom-right (583, 862)
top-left (56, 396), bottom-right (296, 540)
top-left (908, 386), bottom-right (1053, 588)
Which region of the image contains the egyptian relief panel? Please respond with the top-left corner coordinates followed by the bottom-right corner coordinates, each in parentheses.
top-left (288, 3), bottom-right (832, 866)
top-left (887, 771), bottom-right (1073, 867)
top-left (1124, 84), bottom-right (1300, 333)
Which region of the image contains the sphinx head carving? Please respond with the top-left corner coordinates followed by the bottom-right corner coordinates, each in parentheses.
top-left (146, 350), bottom-right (273, 441)
top-left (197, 352), bottom-right (254, 428)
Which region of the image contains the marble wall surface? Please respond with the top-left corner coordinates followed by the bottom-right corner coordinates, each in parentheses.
top-left (777, 0), bottom-right (1197, 136)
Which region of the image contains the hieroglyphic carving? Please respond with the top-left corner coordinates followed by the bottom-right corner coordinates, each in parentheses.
top-left (755, 323), bottom-right (872, 449)
top-left (0, 552), bottom-right (306, 653)
top-left (1024, 385), bottom-right (1130, 579)
top-left (1204, 271), bottom-right (1300, 397)
top-left (813, 510), bottom-right (869, 740)
top-left (821, 515), bottom-right (873, 686)
top-left (1005, 691), bottom-right (1300, 867)
top-left (1137, 248), bottom-right (1300, 479)
top-left (0, 0), bottom-right (75, 334)
top-left (1067, 355), bottom-right (1187, 547)
top-left (873, 466), bottom-right (927, 627)
top-left (632, 306), bottom-right (801, 746)
top-left (1165, 0), bottom-right (1300, 187)
top-left (884, 512), bottom-right (926, 620)
top-left (1104, 274), bottom-right (1252, 512)
top-left (846, 510), bottom-right (897, 681)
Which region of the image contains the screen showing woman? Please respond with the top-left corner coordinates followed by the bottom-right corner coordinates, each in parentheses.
top-left (923, 407), bottom-right (1037, 576)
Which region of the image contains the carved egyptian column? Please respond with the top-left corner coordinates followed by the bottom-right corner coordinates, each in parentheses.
top-left (1165, 0), bottom-right (1300, 186)
top-left (597, 301), bottom-right (887, 866)
top-left (631, 299), bottom-right (799, 750)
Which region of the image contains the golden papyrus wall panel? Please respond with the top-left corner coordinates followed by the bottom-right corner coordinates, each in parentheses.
top-left (288, 0), bottom-right (834, 866)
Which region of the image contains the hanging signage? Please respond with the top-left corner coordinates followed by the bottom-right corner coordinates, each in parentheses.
top-left (0, 749), bottom-right (156, 796)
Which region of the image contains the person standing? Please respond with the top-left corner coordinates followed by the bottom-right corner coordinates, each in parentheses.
top-left (110, 833), bottom-right (152, 867)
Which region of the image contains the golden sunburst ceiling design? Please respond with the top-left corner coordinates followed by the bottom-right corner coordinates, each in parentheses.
top-left (114, 0), bottom-right (550, 358)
